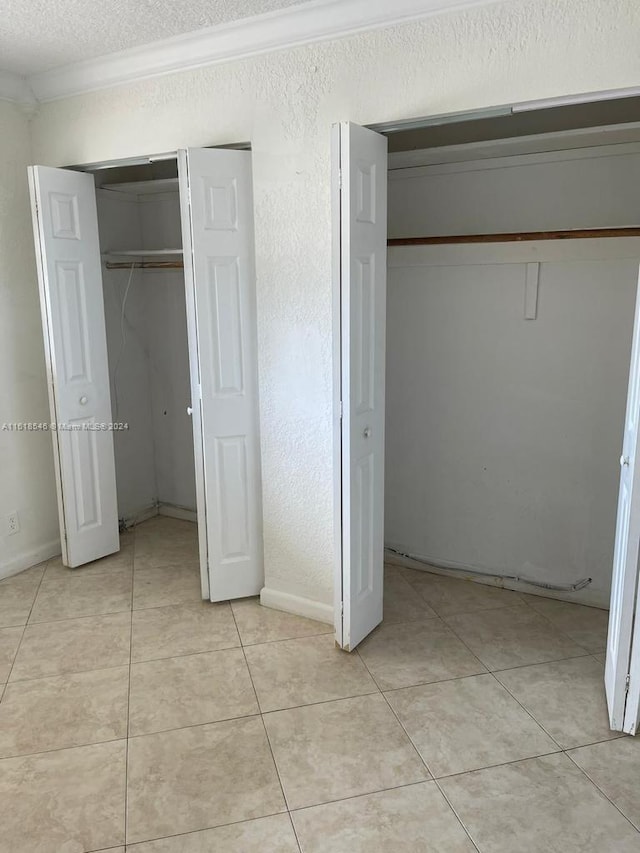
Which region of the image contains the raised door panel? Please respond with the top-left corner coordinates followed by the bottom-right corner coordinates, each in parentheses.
top-left (180, 148), bottom-right (263, 602)
top-left (606, 267), bottom-right (640, 732)
top-left (28, 166), bottom-right (119, 567)
top-left (339, 122), bottom-right (387, 650)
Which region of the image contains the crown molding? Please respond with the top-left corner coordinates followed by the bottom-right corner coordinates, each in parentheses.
top-left (27, 0), bottom-right (503, 103)
top-left (0, 69), bottom-right (37, 110)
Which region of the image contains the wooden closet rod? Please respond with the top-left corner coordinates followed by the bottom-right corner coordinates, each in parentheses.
top-left (388, 227), bottom-right (640, 246)
top-left (105, 260), bottom-right (184, 270)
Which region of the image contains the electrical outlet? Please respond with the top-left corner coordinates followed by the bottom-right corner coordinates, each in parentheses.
top-left (7, 511), bottom-right (20, 536)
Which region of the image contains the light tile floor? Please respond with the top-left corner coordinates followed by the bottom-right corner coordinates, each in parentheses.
top-left (0, 517), bottom-right (638, 852)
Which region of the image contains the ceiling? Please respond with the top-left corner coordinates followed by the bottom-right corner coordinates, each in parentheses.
top-left (0, 0), bottom-right (305, 76)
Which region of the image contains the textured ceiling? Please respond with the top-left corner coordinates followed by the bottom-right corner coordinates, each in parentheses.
top-left (0, 0), bottom-right (306, 76)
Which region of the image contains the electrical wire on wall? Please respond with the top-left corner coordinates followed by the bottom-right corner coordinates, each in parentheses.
top-left (112, 262), bottom-right (136, 421)
top-left (385, 546), bottom-right (592, 592)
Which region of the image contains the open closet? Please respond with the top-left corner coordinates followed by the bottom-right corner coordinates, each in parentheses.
top-left (28, 147), bottom-right (264, 603)
top-left (333, 99), bottom-right (640, 734)
top-left (98, 164), bottom-right (194, 529)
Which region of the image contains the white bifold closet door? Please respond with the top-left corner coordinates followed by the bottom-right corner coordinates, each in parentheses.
top-left (333, 122), bottom-right (388, 650)
top-left (29, 150), bottom-right (264, 603)
top-left (606, 267), bottom-right (640, 735)
top-left (28, 166), bottom-right (119, 567)
top-left (178, 148), bottom-right (264, 602)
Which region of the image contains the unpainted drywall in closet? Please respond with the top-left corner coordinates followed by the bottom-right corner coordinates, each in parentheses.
top-left (385, 145), bottom-right (640, 606)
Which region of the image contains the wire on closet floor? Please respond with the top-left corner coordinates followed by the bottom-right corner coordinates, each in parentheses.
top-left (385, 546), bottom-right (592, 592)
top-left (112, 263), bottom-right (136, 421)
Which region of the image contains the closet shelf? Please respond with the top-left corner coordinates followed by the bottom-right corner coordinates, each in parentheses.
top-left (102, 249), bottom-right (184, 270)
top-left (101, 178), bottom-right (180, 195)
top-left (103, 249), bottom-right (183, 258)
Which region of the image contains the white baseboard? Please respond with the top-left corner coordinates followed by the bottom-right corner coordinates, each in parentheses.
top-left (0, 538), bottom-right (61, 581)
top-left (158, 503), bottom-right (197, 523)
top-left (260, 587), bottom-right (334, 626)
top-left (384, 547), bottom-right (609, 609)
top-left (123, 504), bottom-right (159, 528)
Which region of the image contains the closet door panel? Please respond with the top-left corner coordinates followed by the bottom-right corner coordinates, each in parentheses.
top-left (606, 266), bottom-right (640, 734)
top-left (179, 148), bottom-right (263, 601)
top-left (334, 122), bottom-right (388, 651)
top-left (28, 166), bottom-right (119, 567)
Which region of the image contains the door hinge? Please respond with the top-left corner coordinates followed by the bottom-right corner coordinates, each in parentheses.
top-left (339, 400), bottom-right (343, 419)
top-left (626, 673), bottom-right (631, 692)
top-left (197, 383), bottom-right (202, 400)
top-left (338, 169), bottom-right (342, 190)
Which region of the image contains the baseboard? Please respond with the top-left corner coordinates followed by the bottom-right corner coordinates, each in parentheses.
top-left (158, 503), bottom-right (197, 523)
top-left (384, 547), bottom-right (609, 609)
top-left (122, 504), bottom-right (159, 528)
top-left (0, 538), bottom-right (61, 581)
top-left (260, 587), bottom-right (334, 626)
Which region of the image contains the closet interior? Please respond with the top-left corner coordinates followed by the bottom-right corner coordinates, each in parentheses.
top-left (383, 111), bottom-right (640, 610)
top-left (95, 162), bottom-right (196, 526)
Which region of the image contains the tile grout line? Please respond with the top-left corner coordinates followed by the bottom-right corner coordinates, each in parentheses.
top-left (563, 748), bottom-right (640, 836)
top-left (0, 560), bottom-right (48, 704)
top-left (123, 525), bottom-right (137, 848)
top-left (356, 645), bottom-right (482, 853)
top-left (0, 735), bottom-right (128, 763)
top-left (7, 659), bottom-right (137, 686)
top-left (227, 598), bottom-right (303, 853)
top-left (404, 567), bottom-right (604, 652)
top-left (402, 590), bottom-right (615, 759)
top-left (430, 777), bottom-right (483, 852)
top-left (0, 684), bottom-right (623, 767)
top-left (516, 596), bottom-right (601, 655)
top-left (114, 809), bottom-right (290, 850)
top-left (430, 604), bottom-right (571, 751)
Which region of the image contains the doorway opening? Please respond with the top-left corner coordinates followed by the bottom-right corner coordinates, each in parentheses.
top-left (95, 160), bottom-right (201, 596)
top-left (333, 90), bottom-right (640, 735)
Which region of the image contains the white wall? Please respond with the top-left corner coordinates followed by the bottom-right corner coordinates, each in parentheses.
top-left (24, 0), bottom-right (640, 610)
top-left (139, 193), bottom-right (196, 512)
top-left (0, 102), bottom-right (59, 578)
top-left (386, 145), bottom-right (640, 607)
top-left (388, 146), bottom-right (640, 239)
top-left (386, 239), bottom-right (638, 608)
top-left (143, 274), bottom-right (196, 512)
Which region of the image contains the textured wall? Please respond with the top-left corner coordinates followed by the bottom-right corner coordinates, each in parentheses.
top-left (26, 0), bottom-right (640, 607)
top-left (0, 101), bottom-right (59, 577)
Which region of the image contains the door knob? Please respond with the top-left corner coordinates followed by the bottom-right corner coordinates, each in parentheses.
top-left (186, 406), bottom-right (193, 416)
top-left (621, 455), bottom-right (630, 467)
top-left (363, 427), bottom-right (372, 438)
top-left (79, 395), bottom-right (88, 405)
